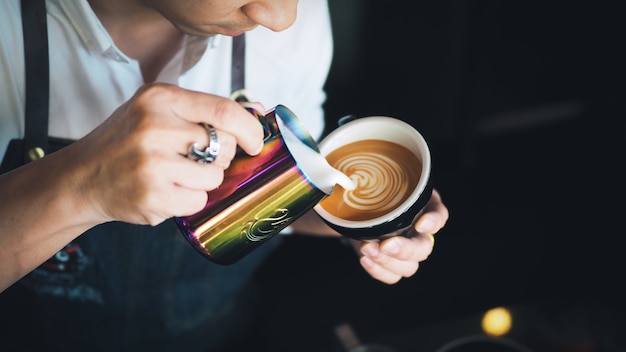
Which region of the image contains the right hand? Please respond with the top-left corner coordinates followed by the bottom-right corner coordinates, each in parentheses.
top-left (62, 83), bottom-right (265, 226)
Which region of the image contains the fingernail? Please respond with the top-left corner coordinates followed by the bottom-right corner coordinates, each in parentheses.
top-left (382, 238), bottom-right (400, 255)
top-left (416, 217), bottom-right (434, 233)
top-left (254, 141), bottom-right (263, 154)
top-left (361, 243), bottom-right (378, 257)
top-left (360, 256), bottom-right (375, 268)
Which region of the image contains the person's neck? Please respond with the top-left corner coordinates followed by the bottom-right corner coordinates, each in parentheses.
top-left (88, 0), bottom-right (185, 83)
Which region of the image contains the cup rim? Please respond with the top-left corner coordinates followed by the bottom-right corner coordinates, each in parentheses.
top-left (313, 116), bottom-right (431, 231)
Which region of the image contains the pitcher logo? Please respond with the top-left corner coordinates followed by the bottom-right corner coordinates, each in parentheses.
top-left (242, 209), bottom-right (292, 242)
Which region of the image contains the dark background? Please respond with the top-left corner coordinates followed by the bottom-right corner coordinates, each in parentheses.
top-left (250, 2), bottom-right (625, 351)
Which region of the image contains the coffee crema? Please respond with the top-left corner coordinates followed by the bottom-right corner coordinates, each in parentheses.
top-left (318, 139), bottom-right (421, 221)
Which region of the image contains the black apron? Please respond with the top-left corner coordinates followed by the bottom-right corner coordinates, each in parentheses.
top-left (0, 1), bottom-right (278, 351)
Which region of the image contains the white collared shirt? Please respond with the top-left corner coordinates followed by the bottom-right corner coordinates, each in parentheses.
top-left (0, 0), bottom-right (333, 160)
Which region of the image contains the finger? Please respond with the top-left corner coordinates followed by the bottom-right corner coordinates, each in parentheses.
top-left (414, 189), bottom-right (449, 234)
top-left (379, 235), bottom-right (434, 263)
top-left (168, 88), bottom-right (264, 155)
top-left (359, 255), bottom-right (414, 285)
top-left (172, 161), bottom-right (226, 191)
top-left (360, 240), bottom-right (420, 280)
top-left (184, 126), bottom-right (238, 169)
top-left (118, 169), bottom-right (210, 224)
top-left (167, 185), bottom-right (210, 218)
top-left (149, 154), bottom-right (226, 192)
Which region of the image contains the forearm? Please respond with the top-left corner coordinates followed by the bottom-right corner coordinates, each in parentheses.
top-left (0, 150), bottom-right (101, 292)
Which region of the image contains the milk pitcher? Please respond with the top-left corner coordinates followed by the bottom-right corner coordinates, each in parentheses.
top-left (175, 105), bottom-right (352, 264)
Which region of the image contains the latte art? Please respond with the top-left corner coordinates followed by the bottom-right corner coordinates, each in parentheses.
top-left (339, 153), bottom-right (406, 213)
top-left (319, 139), bottom-right (421, 221)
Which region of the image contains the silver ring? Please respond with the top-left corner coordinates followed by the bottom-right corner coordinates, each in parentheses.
top-left (188, 125), bottom-right (220, 164)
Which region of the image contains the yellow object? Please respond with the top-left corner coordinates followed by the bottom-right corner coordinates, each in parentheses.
top-left (28, 147), bottom-right (45, 161)
top-left (481, 306), bottom-right (512, 336)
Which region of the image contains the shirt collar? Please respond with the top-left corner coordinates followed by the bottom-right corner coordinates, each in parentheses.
top-left (56, 1), bottom-right (222, 68)
top-left (57, 1), bottom-right (125, 61)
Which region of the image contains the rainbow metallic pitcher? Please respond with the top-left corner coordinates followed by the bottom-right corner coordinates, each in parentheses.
top-left (175, 105), bottom-right (341, 264)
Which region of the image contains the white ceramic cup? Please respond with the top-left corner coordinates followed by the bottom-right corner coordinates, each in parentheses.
top-left (313, 116), bottom-right (433, 240)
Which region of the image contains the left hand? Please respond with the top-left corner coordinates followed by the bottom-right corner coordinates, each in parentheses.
top-left (353, 189), bottom-right (449, 284)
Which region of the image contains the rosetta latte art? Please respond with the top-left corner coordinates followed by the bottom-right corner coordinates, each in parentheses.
top-left (338, 153), bottom-right (406, 214)
top-left (320, 139), bottom-right (421, 221)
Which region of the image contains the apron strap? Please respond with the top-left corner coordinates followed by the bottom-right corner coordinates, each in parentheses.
top-left (230, 34), bottom-right (248, 102)
top-left (20, 0), bottom-right (50, 164)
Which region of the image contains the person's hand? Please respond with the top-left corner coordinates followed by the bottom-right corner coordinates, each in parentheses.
top-left (62, 83), bottom-right (265, 226)
top-left (0, 83), bottom-right (267, 290)
top-left (352, 189), bottom-right (449, 284)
